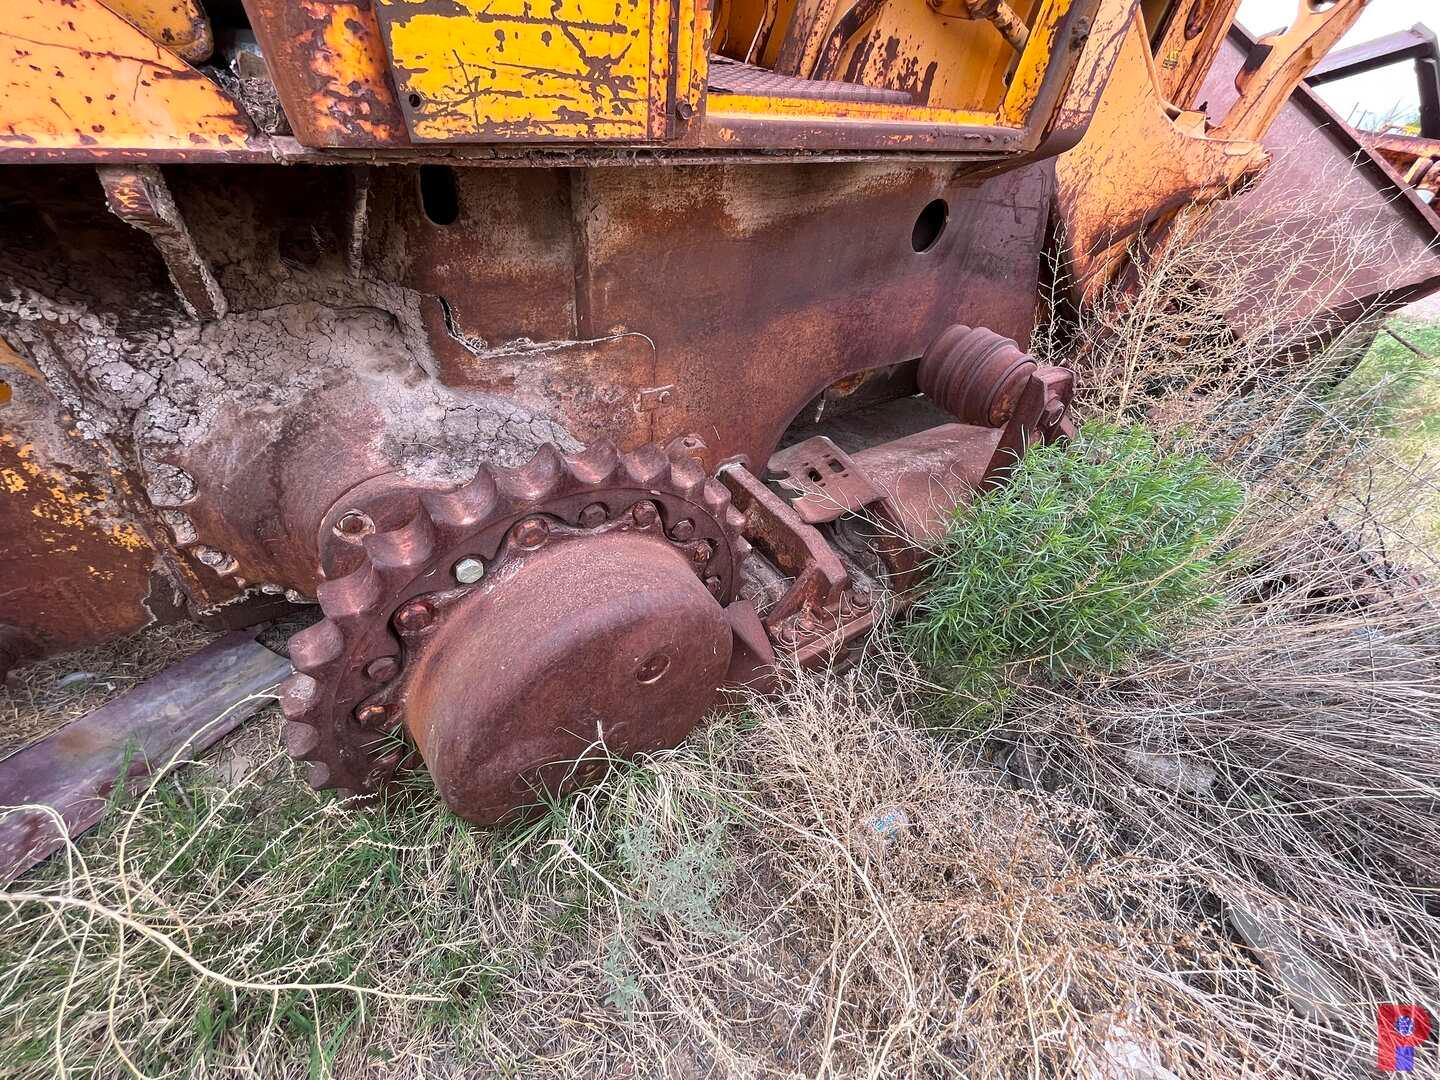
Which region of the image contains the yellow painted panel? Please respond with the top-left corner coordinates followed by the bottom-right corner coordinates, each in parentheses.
top-left (100, 0), bottom-right (213, 62)
top-left (706, 93), bottom-right (997, 127)
top-left (832, 0), bottom-right (1042, 113)
top-left (1001, 0), bottom-right (1077, 124)
top-left (0, 0), bottom-right (252, 152)
top-left (375, 0), bottom-right (661, 142)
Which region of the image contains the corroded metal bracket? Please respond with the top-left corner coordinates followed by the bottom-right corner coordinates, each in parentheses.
top-left (720, 462), bottom-right (876, 663)
top-left (1054, 10), bottom-right (1268, 300)
top-left (98, 166), bottom-right (228, 320)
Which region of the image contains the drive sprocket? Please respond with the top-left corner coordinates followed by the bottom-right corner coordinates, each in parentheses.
top-left (280, 440), bottom-right (748, 813)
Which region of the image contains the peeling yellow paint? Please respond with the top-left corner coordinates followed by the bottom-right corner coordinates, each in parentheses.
top-left (376, 0), bottom-right (659, 142)
top-left (100, 0), bottom-right (213, 62)
top-left (1, 0), bottom-right (253, 152)
top-left (2, 433), bottom-right (150, 553)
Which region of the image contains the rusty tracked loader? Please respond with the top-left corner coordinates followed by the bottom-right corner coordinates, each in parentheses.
top-left (1, 0), bottom-right (1437, 825)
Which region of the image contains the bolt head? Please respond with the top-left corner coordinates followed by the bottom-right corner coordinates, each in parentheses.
top-left (334, 510), bottom-right (372, 539)
top-left (684, 540), bottom-right (713, 565)
top-left (579, 503), bottom-right (608, 528)
top-left (669, 518), bottom-right (696, 541)
top-left (453, 556), bottom-right (484, 584)
top-left (356, 703), bottom-right (388, 726)
top-left (514, 516), bottom-right (549, 549)
top-left (704, 575), bottom-right (723, 597)
top-left (395, 600), bottom-right (433, 633)
top-left (364, 656), bottom-right (401, 682)
top-left (631, 501), bottom-right (659, 527)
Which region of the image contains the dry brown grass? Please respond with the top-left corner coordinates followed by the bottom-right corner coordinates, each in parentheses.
top-left (0, 622), bottom-right (220, 757)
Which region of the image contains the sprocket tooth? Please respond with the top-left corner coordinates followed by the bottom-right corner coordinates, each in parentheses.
top-left (305, 761), bottom-right (333, 790)
top-left (567, 440), bottom-right (620, 487)
top-left (724, 505), bottom-right (747, 535)
top-left (622, 444), bottom-right (669, 488)
top-left (364, 511), bottom-right (436, 584)
top-left (669, 455), bottom-right (706, 500)
top-left (288, 623), bottom-right (344, 679)
top-left (701, 478), bottom-right (732, 520)
top-left (284, 718), bottom-right (322, 759)
top-left (501, 444), bottom-right (564, 503)
top-left (422, 469), bottom-right (499, 534)
top-left (317, 564), bottom-right (383, 633)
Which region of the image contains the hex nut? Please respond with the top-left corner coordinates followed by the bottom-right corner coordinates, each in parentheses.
top-left (395, 600), bottom-right (434, 632)
top-left (631, 501), bottom-right (659, 527)
top-left (514, 516), bottom-right (549, 549)
top-left (454, 556), bottom-right (485, 584)
top-left (334, 510), bottom-right (373, 539)
top-left (669, 518), bottom-right (696, 541)
top-left (579, 503), bottom-right (608, 528)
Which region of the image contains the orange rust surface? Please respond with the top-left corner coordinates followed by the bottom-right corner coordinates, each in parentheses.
top-left (1211, 0), bottom-right (1367, 142)
top-left (1053, 8), bottom-right (1267, 299)
top-left (0, 429), bottom-right (164, 650)
top-left (241, 0), bottom-right (406, 147)
top-left (0, 0), bottom-right (253, 153)
top-left (1148, 0), bottom-right (1241, 108)
top-left (100, 0), bottom-right (213, 62)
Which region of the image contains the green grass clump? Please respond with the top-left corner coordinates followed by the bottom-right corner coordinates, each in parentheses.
top-left (1329, 320), bottom-right (1440, 439)
top-left (907, 423), bottom-right (1243, 699)
top-left (0, 724), bottom-right (742, 1078)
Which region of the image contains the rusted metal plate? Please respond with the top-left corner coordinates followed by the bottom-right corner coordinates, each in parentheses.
top-left (767, 436), bottom-right (883, 524)
top-left (1196, 26), bottom-right (1440, 337)
top-left (240, 0), bottom-right (409, 148)
top-left (100, 0), bottom-right (213, 62)
top-left (373, 0), bottom-right (667, 143)
top-left (569, 160), bottom-right (1057, 471)
top-left (0, 0), bottom-right (254, 156)
top-left (0, 631), bottom-right (289, 884)
top-left (0, 346), bottom-right (174, 662)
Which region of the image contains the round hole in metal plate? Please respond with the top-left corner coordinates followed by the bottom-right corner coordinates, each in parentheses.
top-left (911, 198), bottom-right (948, 253)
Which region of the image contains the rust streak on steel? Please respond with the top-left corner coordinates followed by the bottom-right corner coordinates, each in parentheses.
top-left (0, 632), bottom-right (291, 884)
top-left (241, 0), bottom-right (407, 148)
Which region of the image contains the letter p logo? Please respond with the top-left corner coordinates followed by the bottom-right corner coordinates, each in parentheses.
top-left (1378, 1004), bottom-right (1433, 1072)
